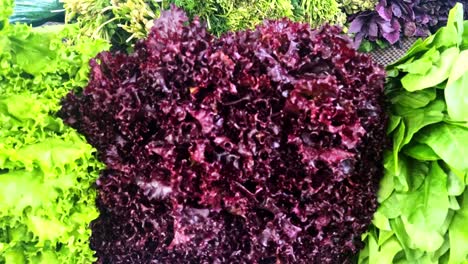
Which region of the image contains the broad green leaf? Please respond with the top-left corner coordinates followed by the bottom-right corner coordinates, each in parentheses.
top-left (403, 143), bottom-right (440, 161)
top-left (373, 210), bottom-right (391, 231)
top-left (400, 99), bottom-right (445, 148)
top-left (430, 234), bottom-right (450, 262)
top-left (396, 47), bottom-right (439, 75)
top-left (368, 235), bottom-right (402, 264)
top-left (394, 155), bottom-right (409, 192)
top-left (393, 122), bottom-right (406, 175)
top-left (416, 123), bottom-right (468, 172)
top-left (391, 89), bottom-right (437, 109)
top-left (379, 194), bottom-right (402, 219)
top-left (407, 161), bottom-right (429, 192)
top-left (388, 115), bottom-right (402, 134)
top-left (392, 155), bottom-right (429, 193)
top-left (447, 169), bottom-right (465, 196)
top-left (401, 215), bottom-right (445, 253)
top-left (391, 218), bottom-right (424, 261)
top-left (446, 2), bottom-right (464, 45)
top-left (448, 50), bottom-right (468, 83)
top-left (379, 151), bottom-right (396, 202)
top-left (359, 239), bottom-right (370, 264)
top-left (378, 230), bottom-right (395, 246)
top-left (390, 37), bottom-right (433, 67)
top-left (401, 47), bottom-right (459, 91)
top-left (448, 191), bottom-right (468, 264)
top-left (398, 162), bottom-right (449, 252)
top-left (432, 24), bottom-right (458, 49)
top-left (446, 74), bottom-right (468, 122)
top-left (445, 50), bottom-right (468, 121)
top-left (440, 210), bottom-right (455, 237)
top-left (449, 195), bottom-right (460, 210)
top-left (462, 20), bottom-right (468, 49)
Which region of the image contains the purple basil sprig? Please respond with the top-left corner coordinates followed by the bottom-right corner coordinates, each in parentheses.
top-left (349, 0), bottom-right (467, 47)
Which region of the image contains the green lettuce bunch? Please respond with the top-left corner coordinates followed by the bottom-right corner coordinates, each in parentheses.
top-left (0, 0), bottom-right (108, 262)
top-left (359, 4), bottom-right (468, 264)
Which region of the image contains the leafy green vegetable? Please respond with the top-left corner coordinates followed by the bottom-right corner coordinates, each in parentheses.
top-left (445, 50), bottom-right (468, 122)
top-left (62, 0), bottom-right (346, 48)
top-left (390, 89), bottom-right (437, 109)
top-left (0, 0), bottom-right (108, 262)
top-left (403, 143), bottom-right (440, 161)
top-left (401, 47), bottom-right (458, 91)
top-left (448, 192), bottom-right (468, 264)
top-left (360, 3), bottom-right (468, 263)
top-left (417, 124), bottom-right (468, 172)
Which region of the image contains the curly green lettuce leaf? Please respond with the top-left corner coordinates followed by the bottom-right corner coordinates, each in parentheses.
top-left (0, 94), bottom-right (103, 264)
top-left (0, 2), bottom-right (109, 262)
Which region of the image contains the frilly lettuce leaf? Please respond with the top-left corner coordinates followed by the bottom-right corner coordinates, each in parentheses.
top-left (0, 0), bottom-right (109, 262)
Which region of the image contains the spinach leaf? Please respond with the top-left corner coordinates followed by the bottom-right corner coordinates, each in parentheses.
top-left (445, 50), bottom-right (468, 122)
top-left (416, 124), bottom-right (468, 172)
top-left (403, 143), bottom-right (440, 161)
top-left (398, 162), bottom-right (449, 252)
top-left (391, 89), bottom-right (437, 109)
top-left (401, 47), bottom-right (459, 91)
top-left (448, 192), bottom-right (468, 264)
top-left (400, 100), bottom-right (445, 148)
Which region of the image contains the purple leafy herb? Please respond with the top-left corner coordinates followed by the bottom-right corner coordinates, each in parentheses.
top-left (349, 0), bottom-right (468, 47)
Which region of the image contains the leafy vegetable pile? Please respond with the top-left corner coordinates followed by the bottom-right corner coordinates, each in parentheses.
top-left (0, 0), bottom-right (108, 262)
top-left (359, 4), bottom-right (468, 263)
top-left (349, 0), bottom-right (468, 48)
top-left (174, 0), bottom-right (345, 33)
top-left (62, 0), bottom-right (346, 49)
top-left (59, 6), bottom-right (387, 263)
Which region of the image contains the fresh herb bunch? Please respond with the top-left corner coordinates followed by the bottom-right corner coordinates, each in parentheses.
top-left (358, 4), bottom-right (468, 263)
top-left (418, 0), bottom-right (468, 31)
top-left (62, 0), bottom-right (346, 48)
top-left (0, 0), bottom-right (109, 262)
top-left (62, 0), bottom-right (169, 49)
top-left (349, 0), bottom-right (468, 48)
top-left (175, 0), bottom-right (346, 34)
top-left (337, 0), bottom-right (378, 15)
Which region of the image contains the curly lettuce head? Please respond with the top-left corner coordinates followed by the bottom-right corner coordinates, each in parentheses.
top-left (0, 0), bottom-right (108, 262)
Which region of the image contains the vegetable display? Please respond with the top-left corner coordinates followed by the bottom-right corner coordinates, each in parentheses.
top-left (0, 0), bottom-right (108, 262)
top-left (59, 6), bottom-right (386, 263)
top-left (358, 4), bottom-right (468, 263)
top-left (62, 0), bottom-right (346, 48)
top-left (172, 0), bottom-right (346, 37)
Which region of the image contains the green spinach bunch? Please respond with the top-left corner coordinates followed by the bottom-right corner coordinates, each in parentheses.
top-left (359, 4), bottom-right (468, 264)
